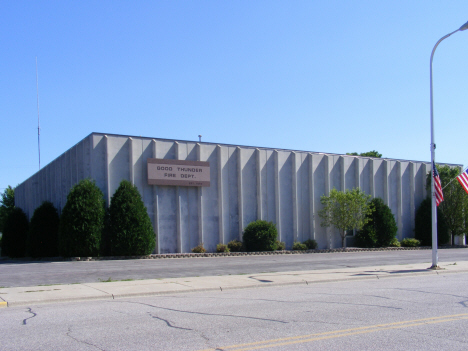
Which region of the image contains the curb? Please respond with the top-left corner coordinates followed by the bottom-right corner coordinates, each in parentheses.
top-left (1, 245), bottom-right (467, 262)
top-left (3, 264), bottom-right (468, 308)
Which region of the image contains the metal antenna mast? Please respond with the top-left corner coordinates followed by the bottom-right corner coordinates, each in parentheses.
top-left (36, 57), bottom-right (41, 170)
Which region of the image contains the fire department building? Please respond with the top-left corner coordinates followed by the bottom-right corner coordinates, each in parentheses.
top-left (15, 132), bottom-right (462, 253)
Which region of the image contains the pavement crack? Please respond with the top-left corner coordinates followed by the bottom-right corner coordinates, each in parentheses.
top-left (311, 300), bottom-right (402, 310)
top-left (394, 287), bottom-right (468, 300)
top-left (147, 312), bottom-right (193, 330)
top-left (82, 283), bottom-right (113, 296)
top-left (112, 300), bottom-right (288, 324)
top-left (66, 327), bottom-right (107, 351)
top-left (22, 307), bottom-right (37, 325)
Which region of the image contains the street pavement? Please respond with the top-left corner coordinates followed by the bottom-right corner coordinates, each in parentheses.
top-left (1, 256), bottom-right (468, 308)
top-left (2, 248), bottom-right (468, 288)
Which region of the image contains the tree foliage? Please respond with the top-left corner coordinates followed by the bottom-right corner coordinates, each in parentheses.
top-left (346, 151), bottom-right (382, 158)
top-left (0, 186), bottom-right (15, 233)
top-left (425, 165), bottom-right (468, 244)
top-left (243, 220), bottom-right (278, 252)
top-left (356, 198), bottom-right (397, 248)
top-left (318, 188), bottom-right (373, 247)
top-left (59, 179), bottom-right (105, 257)
top-left (2, 207), bottom-right (29, 257)
top-left (107, 180), bottom-right (155, 256)
top-left (414, 198), bottom-right (450, 246)
top-left (28, 201), bottom-right (60, 258)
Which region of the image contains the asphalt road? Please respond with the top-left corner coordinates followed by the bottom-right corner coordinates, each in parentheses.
top-left (1, 248), bottom-right (467, 288)
top-left (2, 271), bottom-right (468, 350)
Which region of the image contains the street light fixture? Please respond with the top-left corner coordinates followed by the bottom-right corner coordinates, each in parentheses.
top-left (429, 20), bottom-right (468, 269)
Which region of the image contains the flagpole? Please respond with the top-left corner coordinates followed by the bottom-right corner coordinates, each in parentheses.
top-left (429, 21), bottom-right (468, 269)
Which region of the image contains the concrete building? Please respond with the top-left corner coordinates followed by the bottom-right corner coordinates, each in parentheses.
top-left (14, 133), bottom-right (462, 253)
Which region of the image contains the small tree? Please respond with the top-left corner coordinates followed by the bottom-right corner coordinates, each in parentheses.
top-left (2, 207), bottom-right (29, 257)
top-left (59, 179), bottom-right (105, 257)
top-left (28, 201), bottom-right (60, 258)
top-left (426, 165), bottom-right (468, 245)
top-left (243, 220), bottom-right (278, 252)
top-left (108, 180), bottom-right (155, 256)
top-left (0, 186), bottom-right (15, 233)
top-left (318, 188), bottom-right (373, 247)
top-left (357, 198), bottom-right (397, 247)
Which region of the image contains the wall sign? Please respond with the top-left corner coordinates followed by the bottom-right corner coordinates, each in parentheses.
top-left (147, 158), bottom-right (210, 187)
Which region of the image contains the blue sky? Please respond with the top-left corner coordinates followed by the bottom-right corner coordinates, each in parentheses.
top-left (1, 1), bottom-right (467, 190)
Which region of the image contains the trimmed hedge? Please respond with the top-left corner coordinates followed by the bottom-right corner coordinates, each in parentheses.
top-left (2, 207), bottom-right (29, 257)
top-left (304, 239), bottom-right (318, 250)
top-left (227, 239), bottom-right (243, 252)
top-left (216, 244), bottom-right (230, 253)
top-left (401, 238), bottom-right (420, 247)
top-left (59, 179), bottom-right (105, 257)
top-left (243, 220), bottom-right (278, 252)
top-left (275, 241), bottom-right (286, 250)
top-left (415, 198), bottom-right (450, 246)
top-left (107, 180), bottom-right (155, 256)
top-left (292, 242), bottom-right (307, 250)
top-left (356, 198), bottom-right (397, 248)
top-left (192, 244), bottom-right (206, 253)
top-left (28, 201), bottom-right (60, 257)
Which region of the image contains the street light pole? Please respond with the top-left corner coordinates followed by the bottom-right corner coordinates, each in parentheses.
top-left (429, 20), bottom-right (468, 269)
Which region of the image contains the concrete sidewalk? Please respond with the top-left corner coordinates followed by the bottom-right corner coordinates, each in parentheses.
top-left (1, 260), bottom-right (467, 308)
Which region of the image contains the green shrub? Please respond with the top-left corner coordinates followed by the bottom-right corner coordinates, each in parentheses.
top-left (275, 241), bottom-right (286, 250)
top-left (355, 226), bottom-right (377, 248)
top-left (243, 220), bottom-right (278, 252)
top-left (107, 180), bottom-right (155, 256)
top-left (216, 244), bottom-right (230, 253)
top-left (401, 238), bottom-right (420, 247)
top-left (59, 179), bottom-right (105, 257)
top-left (292, 242), bottom-right (307, 250)
top-left (228, 239), bottom-right (244, 252)
top-left (388, 238), bottom-right (401, 247)
top-left (28, 201), bottom-right (60, 258)
top-left (2, 207), bottom-right (29, 257)
top-left (0, 186), bottom-right (15, 235)
top-left (414, 198), bottom-right (450, 246)
top-left (192, 244), bottom-right (206, 253)
top-left (357, 198), bottom-right (397, 248)
top-left (303, 239), bottom-right (318, 250)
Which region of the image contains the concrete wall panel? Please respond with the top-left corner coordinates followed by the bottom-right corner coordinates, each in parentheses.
top-left (15, 132), bottom-right (460, 253)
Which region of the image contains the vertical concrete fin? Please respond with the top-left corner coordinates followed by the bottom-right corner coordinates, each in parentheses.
top-left (274, 150), bottom-right (281, 241)
top-left (256, 148), bottom-right (262, 220)
top-left (384, 160), bottom-right (389, 206)
top-left (105, 135), bottom-right (110, 206)
top-left (197, 143), bottom-right (204, 245)
top-left (175, 142), bottom-right (182, 253)
top-left (325, 154), bottom-right (332, 249)
top-left (422, 163), bottom-right (428, 199)
top-left (292, 152), bottom-right (298, 243)
top-left (152, 139), bottom-right (160, 254)
top-left (308, 153), bottom-right (315, 240)
top-left (129, 137), bottom-right (134, 185)
top-left (217, 145), bottom-right (224, 244)
top-left (409, 162), bottom-right (415, 239)
top-left (397, 161), bottom-right (403, 240)
top-left (370, 159), bottom-right (375, 198)
top-left (237, 147), bottom-right (244, 240)
top-left (355, 158), bottom-right (361, 189)
top-left (340, 156), bottom-right (345, 191)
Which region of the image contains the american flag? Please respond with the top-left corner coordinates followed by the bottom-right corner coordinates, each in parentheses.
top-left (457, 168), bottom-right (468, 195)
top-left (433, 162), bottom-right (443, 206)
